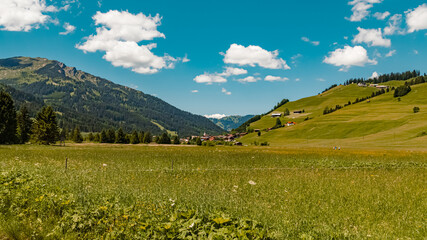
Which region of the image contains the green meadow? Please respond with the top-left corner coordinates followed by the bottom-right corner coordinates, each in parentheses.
top-left (1, 144), bottom-right (426, 239)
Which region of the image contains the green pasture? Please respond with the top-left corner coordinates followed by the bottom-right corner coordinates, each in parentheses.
top-left (1, 144), bottom-right (425, 239)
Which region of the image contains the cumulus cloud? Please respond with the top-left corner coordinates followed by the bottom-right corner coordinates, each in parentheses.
top-left (406, 4), bottom-right (427, 33)
top-left (369, 71), bottom-right (379, 79)
top-left (301, 37), bottom-right (320, 46)
top-left (384, 14), bottom-right (405, 35)
top-left (237, 76), bottom-right (260, 83)
top-left (182, 54), bottom-right (190, 63)
top-left (385, 50), bottom-right (396, 57)
top-left (59, 22), bottom-right (75, 35)
top-left (219, 67), bottom-right (247, 77)
top-left (373, 11), bottom-right (390, 20)
top-left (223, 44), bottom-right (290, 69)
top-left (204, 114), bottom-right (227, 119)
top-left (191, 90), bottom-right (198, 93)
top-left (0, 0), bottom-right (57, 31)
top-left (346, 0), bottom-right (382, 22)
top-left (264, 75), bottom-right (289, 82)
top-left (221, 88), bottom-right (231, 95)
top-left (352, 27), bottom-right (391, 47)
top-left (194, 73), bottom-right (227, 84)
top-left (76, 10), bottom-right (184, 74)
top-left (323, 45), bottom-right (377, 71)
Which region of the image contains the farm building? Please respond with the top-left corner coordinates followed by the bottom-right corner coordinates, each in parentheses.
top-left (286, 122), bottom-right (296, 126)
top-left (293, 111), bottom-right (302, 114)
top-left (271, 113), bottom-right (282, 117)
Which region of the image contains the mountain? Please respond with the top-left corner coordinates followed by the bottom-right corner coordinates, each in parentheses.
top-left (208, 115), bottom-right (255, 131)
top-left (0, 57), bottom-right (223, 136)
top-left (239, 77), bottom-right (427, 148)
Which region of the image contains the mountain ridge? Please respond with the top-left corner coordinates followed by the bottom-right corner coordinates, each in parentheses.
top-left (0, 57), bottom-right (223, 136)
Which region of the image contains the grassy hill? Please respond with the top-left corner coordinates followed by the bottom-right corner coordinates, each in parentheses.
top-left (0, 57), bottom-right (223, 136)
top-left (240, 79), bottom-right (427, 149)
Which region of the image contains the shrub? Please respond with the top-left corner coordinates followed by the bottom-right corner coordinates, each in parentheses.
top-left (413, 107), bottom-right (420, 113)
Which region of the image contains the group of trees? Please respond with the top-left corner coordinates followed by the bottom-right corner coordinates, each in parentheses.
top-left (344, 70), bottom-right (422, 85)
top-left (0, 90), bottom-right (58, 145)
top-left (394, 85), bottom-right (411, 98)
top-left (0, 90), bottom-right (181, 145)
top-left (323, 105), bottom-right (344, 115)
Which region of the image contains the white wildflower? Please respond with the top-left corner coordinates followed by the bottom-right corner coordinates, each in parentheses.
top-left (248, 180), bottom-right (256, 185)
top-left (189, 222), bottom-right (194, 228)
top-left (102, 163), bottom-right (107, 167)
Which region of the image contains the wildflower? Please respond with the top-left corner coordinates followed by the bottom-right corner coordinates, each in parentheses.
top-left (189, 222), bottom-right (194, 228)
top-left (248, 180), bottom-right (256, 185)
top-left (102, 163), bottom-right (107, 167)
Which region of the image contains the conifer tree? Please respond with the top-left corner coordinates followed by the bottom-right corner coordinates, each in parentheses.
top-left (32, 106), bottom-right (59, 145)
top-left (130, 130), bottom-right (140, 144)
top-left (115, 128), bottom-right (126, 143)
top-left (0, 90), bottom-right (17, 144)
top-left (143, 131), bottom-right (152, 143)
top-left (138, 131), bottom-right (144, 143)
top-left (158, 132), bottom-right (171, 144)
top-left (172, 135), bottom-right (180, 144)
top-left (16, 105), bottom-right (32, 144)
top-left (72, 127), bottom-right (83, 143)
top-left (107, 128), bottom-right (116, 143)
top-left (100, 130), bottom-right (108, 143)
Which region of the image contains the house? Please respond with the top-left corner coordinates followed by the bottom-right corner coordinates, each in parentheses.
top-left (293, 110), bottom-right (302, 114)
top-left (376, 85), bottom-right (388, 89)
top-left (254, 129), bottom-right (260, 132)
top-left (209, 136), bottom-right (216, 141)
top-left (286, 121), bottom-right (296, 126)
top-left (271, 113), bottom-right (282, 117)
top-left (357, 83), bottom-right (367, 87)
top-left (234, 142), bottom-right (242, 146)
top-left (370, 84), bottom-right (378, 87)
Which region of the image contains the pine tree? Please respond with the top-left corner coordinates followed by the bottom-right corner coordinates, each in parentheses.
top-left (32, 106), bottom-right (59, 145)
top-left (87, 132), bottom-right (94, 142)
top-left (275, 118), bottom-right (282, 127)
top-left (172, 135), bottom-right (180, 144)
top-left (158, 132), bottom-right (171, 144)
top-left (284, 108), bottom-right (290, 116)
top-left (130, 130), bottom-right (140, 144)
top-left (16, 105), bottom-right (32, 144)
top-left (100, 130), bottom-right (108, 143)
top-left (195, 137), bottom-right (202, 146)
top-left (138, 131), bottom-right (144, 143)
top-left (115, 128), bottom-right (126, 143)
top-left (72, 127), bottom-right (83, 143)
top-left (94, 133), bottom-right (100, 142)
top-left (143, 131), bottom-right (152, 143)
top-left (0, 90), bottom-right (17, 144)
top-left (107, 128), bottom-right (116, 143)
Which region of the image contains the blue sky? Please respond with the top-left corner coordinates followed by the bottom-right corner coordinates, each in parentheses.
top-left (0, 0), bottom-right (426, 117)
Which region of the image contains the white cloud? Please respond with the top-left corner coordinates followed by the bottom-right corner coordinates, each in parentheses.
top-left (295, 78), bottom-right (301, 82)
top-left (191, 90), bottom-right (198, 93)
top-left (301, 37), bottom-right (320, 46)
top-left (346, 0), bottom-right (382, 22)
top-left (223, 44), bottom-right (290, 69)
top-left (221, 88), bottom-right (231, 95)
top-left (317, 78), bottom-right (326, 82)
top-left (182, 54), bottom-right (190, 63)
top-left (406, 4), bottom-right (427, 33)
top-left (413, 50), bottom-right (419, 55)
top-left (352, 27), bottom-right (391, 47)
top-left (373, 11), bottom-right (390, 20)
top-left (385, 50), bottom-right (396, 57)
top-left (194, 73), bottom-right (227, 84)
top-left (369, 71), bottom-right (379, 79)
top-left (76, 10), bottom-right (183, 74)
top-left (0, 0), bottom-right (57, 31)
top-left (344, 36), bottom-right (349, 40)
top-left (59, 22), bottom-right (75, 35)
top-left (237, 76), bottom-right (260, 83)
top-left (219, 67), bottom-right (247, 77)
top-left (204, 114), bottom-right (227, 119)
top-left (384, 14), bottom-right (405, 35)
top-left (264, 75), bottom-right (289, 82)
top-left (323, 45), bottom-right (377, 71)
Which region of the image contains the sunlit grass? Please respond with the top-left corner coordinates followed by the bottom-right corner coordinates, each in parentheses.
top-left (1, 144), bottom-right (426, 238)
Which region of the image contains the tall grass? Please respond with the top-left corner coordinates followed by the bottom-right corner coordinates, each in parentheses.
top-left (1, 144), bottom-right (426, 239)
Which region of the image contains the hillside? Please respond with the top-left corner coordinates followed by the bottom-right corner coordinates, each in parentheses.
top-left (240, 79), bottom-right (427, 149)
top-left (208, 115), bottom-right (254, 131)
top-left (0, 57), bottom-right (223, 136)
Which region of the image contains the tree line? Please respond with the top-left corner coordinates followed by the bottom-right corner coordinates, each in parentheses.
top-left (0, 90), bottom-right (180, 145)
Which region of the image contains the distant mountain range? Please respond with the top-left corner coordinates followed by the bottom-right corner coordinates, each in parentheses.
top-left (208, 115), bottom-right (255, 131)
top-left (0, 57), bottom-right (223, 136)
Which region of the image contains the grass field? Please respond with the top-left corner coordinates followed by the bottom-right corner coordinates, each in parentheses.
top-left (1, 144), bottom-right (426, 239)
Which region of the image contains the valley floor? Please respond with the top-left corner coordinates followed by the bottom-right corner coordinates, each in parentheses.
top-left (1, 144), bottom-right (426, 239)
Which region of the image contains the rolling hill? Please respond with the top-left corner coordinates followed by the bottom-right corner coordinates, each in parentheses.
top-left (239, 78), bottom-right (427, 149)
top-left (208, 115), bottom-right (255, 131)
top-left (0, 57), bottom-right (223, 136)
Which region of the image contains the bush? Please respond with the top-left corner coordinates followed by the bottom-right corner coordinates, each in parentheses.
top-left (413, 107), bottom-right (420, 113)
